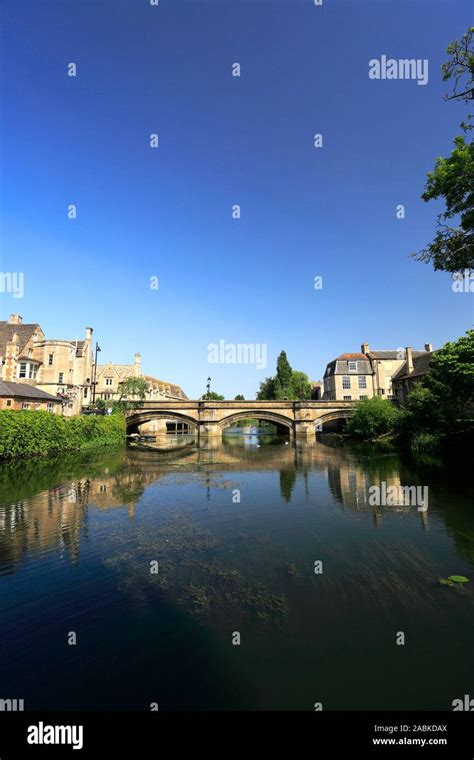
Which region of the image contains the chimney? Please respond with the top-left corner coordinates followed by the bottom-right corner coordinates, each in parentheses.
top-left (85, 327), bottom-right (93, 340)
top-left (406, 347), bottom-right (414, 374)
top-left (8, 314), bottom-right (23, 325)
top-left (361, 342), bottom-right (369, 354)
top-left (424, 343), bottom-right (433, 353)
top-left (134, 352), bottom-right (141, 377)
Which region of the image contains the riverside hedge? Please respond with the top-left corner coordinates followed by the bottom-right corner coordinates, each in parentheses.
top-left (0, 410), bottom-right (126, 459)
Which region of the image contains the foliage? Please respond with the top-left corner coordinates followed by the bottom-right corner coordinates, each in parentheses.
top-left (345, 396), bottom-right (404, 440)
top-left (201, 391), bottom-right (225, 400)
top-left (413, 28), bottom-right (474, 272)
top-left (113, 376), bottom-right (149, 411)
top-left (424, 329), bottom-right (474, 423)
top-left (257, 351), bottom-right (312, 400)
top-left (0, 410), bottom-right (126, 459)
top-left (256, 376), bottom-right (276, 400)
top-left (234, 394), bottom-right (245, 400)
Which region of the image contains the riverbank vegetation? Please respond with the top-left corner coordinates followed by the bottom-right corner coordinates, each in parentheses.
top-left (0, 409), bottom-right (126, 459)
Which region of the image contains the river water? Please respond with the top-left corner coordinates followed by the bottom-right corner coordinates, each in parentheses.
top-left (0, 432), bottom-right (472, 710)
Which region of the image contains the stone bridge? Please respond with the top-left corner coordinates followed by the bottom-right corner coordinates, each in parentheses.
top-left (126, 399), bottom-right (356, 439)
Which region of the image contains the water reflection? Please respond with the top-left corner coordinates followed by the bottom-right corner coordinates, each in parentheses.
top-left (0, 435), bottom-right (473, 709)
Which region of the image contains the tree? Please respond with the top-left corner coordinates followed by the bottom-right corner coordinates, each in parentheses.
top-left (113, 376), bottom-right (149, 411)
top-left (256, 376), bottom-right (276, 400)
top-left (442, 27), bottom-right (474, 111)
top-left (201, 391), bottom-right (225, 400)
top-left (346, 396), bottom-right (404, 440)
top-left (256, 353), bottom-right (311, 400)
top-left (234, 394), bottom-right (245, 400)
top-left (414, 136), bottom-right (474, 272)
top-left (274, 351), bottom-right (293, 398)
top-left (413, 28), bottom-right (474, 273)
top-left (289, 371), bottom-right (312, 400)
top-left (424, 329), bottom-right (474, 424)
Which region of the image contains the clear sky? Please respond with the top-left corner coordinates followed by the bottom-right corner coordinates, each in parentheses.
top-left (1, 0), bottom-right (472, 399)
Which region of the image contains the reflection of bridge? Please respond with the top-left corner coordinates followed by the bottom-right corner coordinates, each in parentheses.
top-left (126, 400), bottom-right (356, 438)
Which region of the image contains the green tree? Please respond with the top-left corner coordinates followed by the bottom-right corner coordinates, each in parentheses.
top-left (274, 351), bottom-right (293, 398)
top-left (414, 28), bottom-right (474, 273)
top-left (425, 329), bottom-right (474, 424)
top-left (234, 394), bottom-right (245, 400)
top-left (346, 396), bottom-right (404, 440)
top-left (289, 371), bottom-right (312, 400)
top-left (114, 376), bottom-right (149, 411)
top-left (201, 391), bottom-right (225, 400)
top-left (256, 376), bottom-right (276, 400)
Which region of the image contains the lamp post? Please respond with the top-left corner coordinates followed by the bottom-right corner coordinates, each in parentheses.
top-left (206, 377), bottom-right (211, 399)
top-left (92, 342), bottom-right (101, 405)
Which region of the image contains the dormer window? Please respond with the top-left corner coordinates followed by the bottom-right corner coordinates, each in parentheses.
top-left (348, 361), bottom-right (357, 372)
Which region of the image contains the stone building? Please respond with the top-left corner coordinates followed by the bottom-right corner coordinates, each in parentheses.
top-left (94, 353), bottom-right (187, 403)
top-left (323, 342), bottom-right (433, 401)
top-left (392, 347), bottom-right (434, 404)
top-left (0, 381), bottom-right (62, 413)
top-left (0, 314), bottom-right (94, 415)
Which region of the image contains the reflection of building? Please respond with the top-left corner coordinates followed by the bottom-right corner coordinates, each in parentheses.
top-left (323, 342), bottom-right (433, 401)
top-left (0, 314), bottom-right (94, 415)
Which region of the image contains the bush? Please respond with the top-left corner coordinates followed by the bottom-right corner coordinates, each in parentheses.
top-left (0, 410), bottom-right (126, 459)
top-left (346, 396), bottom-right (404, 440)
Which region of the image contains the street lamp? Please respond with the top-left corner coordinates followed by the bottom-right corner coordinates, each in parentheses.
top-left (92, 342), bottom-right (101, 405)
top-left (206, 377), bottom-right (211, 399)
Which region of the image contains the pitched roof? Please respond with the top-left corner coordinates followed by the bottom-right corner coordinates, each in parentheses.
top-left (368, 350), bottom-right (427, 361)
top-left (0, 322), bottom-right (40, 357)
top-left (0, 381), bottom-right (60, 402)
top-left (392, 352), bottom-right (434, 382)
top-left (336, 353), bottom-right (367, 360)
top-left (324, 358), bottom-right (373, 377)
top-left (144, 375), bottom-right (188, 398)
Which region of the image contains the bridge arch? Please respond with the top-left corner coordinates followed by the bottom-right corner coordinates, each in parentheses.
top-left (218, 410), bottom-right (293, 432)
top-left (126, 410), bottom-right (199, 434)
top-left (315, 409), bottom-right (352, 430)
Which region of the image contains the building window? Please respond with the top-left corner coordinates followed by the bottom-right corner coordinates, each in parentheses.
top-left (6, 399), bottom-right (12, 407)
top-left (47, 402), bottom-right (54, 412)
top-left (343, 395), bottom-right (352, 401)
top-left (29, 364), bottom-right (38, 379)
top-left (22, 402), bottom-right (30, 409)
top-left (348, 361), bottom-right (357, 372)
top-left (359, 395), bottom-right (368, 400)
top-left (358, 375), bottom-right (367, 389)
top-left (18, 362), bottom-right (27, 378)
top-left (342, 376), bottom-right (351, 389)
top-left (48, 354), bottom-right (54, 366)
top-left (18, 361), bottom-right (38, 379)
top-left (58, 372), bottom-right (64, 383)
top-left (83, 387), bottom-right (88, 398)
top-left (105, 378), bottom-right (113, 386)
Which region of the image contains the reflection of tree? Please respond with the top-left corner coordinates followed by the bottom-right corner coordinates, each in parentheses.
top-left (279, 467), bottom-right (296, 503)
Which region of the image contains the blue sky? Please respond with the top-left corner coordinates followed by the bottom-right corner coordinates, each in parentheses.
top-left (0, 0), bottom-right (472, 399)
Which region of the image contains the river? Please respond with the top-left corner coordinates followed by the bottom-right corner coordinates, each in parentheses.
top-left (0, 431), bottom-right (472, 710)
